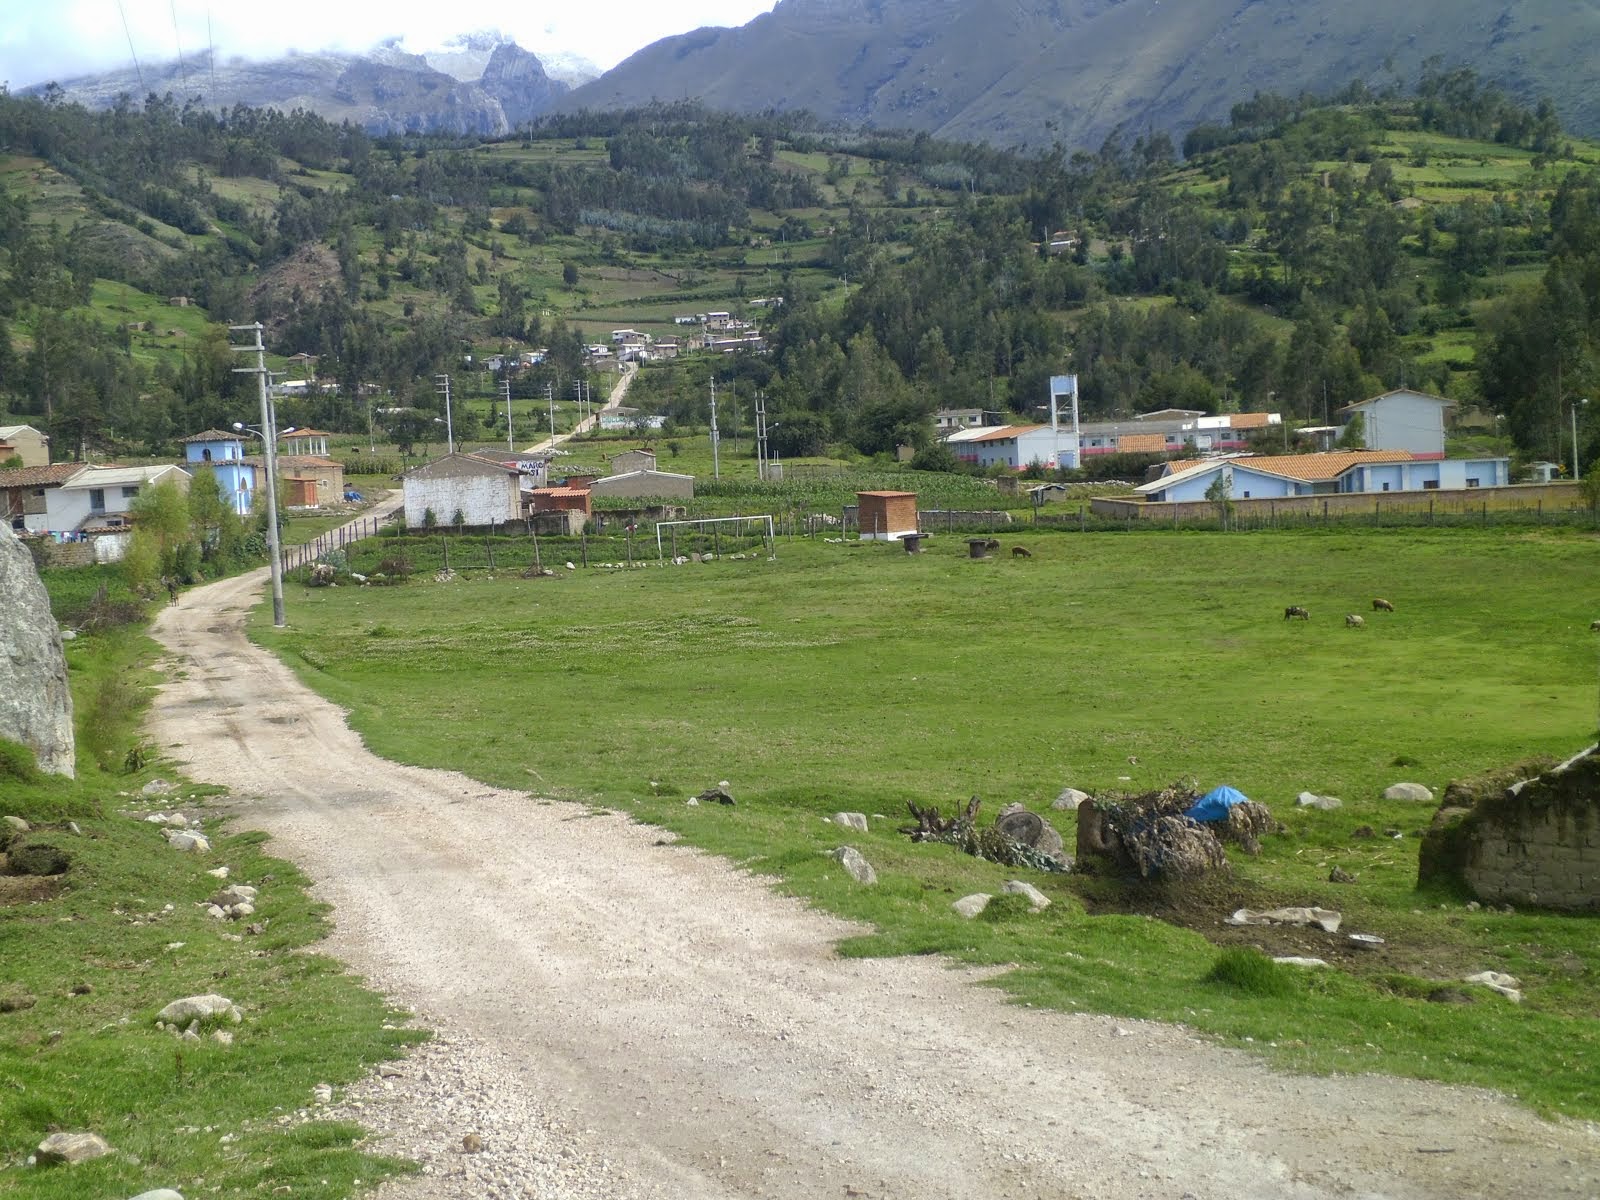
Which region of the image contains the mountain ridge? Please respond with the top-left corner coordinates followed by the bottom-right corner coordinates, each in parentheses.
top-left (563, 0), bottom-right (1600, 149)
top-left (19, 37), bottom-right (584, 138)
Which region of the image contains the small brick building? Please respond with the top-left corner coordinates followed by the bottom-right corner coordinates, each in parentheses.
top-left (857, 491), bottom-right (918, 541)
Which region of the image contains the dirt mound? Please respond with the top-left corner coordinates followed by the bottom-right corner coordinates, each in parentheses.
top-left (248, 242), bottom-right (341, 331)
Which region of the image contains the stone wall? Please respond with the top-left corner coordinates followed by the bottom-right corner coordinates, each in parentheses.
top-left (1421, 751), bottom-right (1599, 911)
top-left (0, 523), bottom-right (75, 776)
top-left (1091, 481), bottom-right (1587, 523)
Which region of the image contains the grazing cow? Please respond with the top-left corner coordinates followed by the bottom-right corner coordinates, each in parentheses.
top-left (1346, 613), bottom-right (1365, 628)
top-left (1284, 606), bottom-right (1310, 620)
top-left (1011, 545), bottom-right (1033, 558)
top-left (1591, 620), bottom-right (1600, 632)
top-left (1372, 598), bottom-right (1395, 612)
top-left (984, 538), bottom-right (1001, 550)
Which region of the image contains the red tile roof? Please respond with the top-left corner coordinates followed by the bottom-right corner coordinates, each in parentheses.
top-left (966, 424), bottom-right (1048, 443)
top-left (1165, 450), bottom-right (1415, 483)
top-left (1117, 433), bottom-right (1170, 454)
top-left (0, 463), bottom-right (84, 488)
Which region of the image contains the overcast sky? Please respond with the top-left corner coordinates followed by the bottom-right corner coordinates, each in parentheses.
top-left (0, 0), bottom-right (780, 89)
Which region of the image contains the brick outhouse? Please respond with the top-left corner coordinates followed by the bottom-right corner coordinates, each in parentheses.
top-left (857, 491), bottom-right (918, 541)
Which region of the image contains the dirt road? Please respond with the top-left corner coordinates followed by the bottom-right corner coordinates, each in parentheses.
top-left (148, 563), bottom-right (1598, 1200)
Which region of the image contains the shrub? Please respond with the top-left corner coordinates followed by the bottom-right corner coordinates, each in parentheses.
top-left (1203, 947), bottom-right (1297, 997)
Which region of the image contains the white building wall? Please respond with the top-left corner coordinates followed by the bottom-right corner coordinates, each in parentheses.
top-left (404, 474), bottom-right (519, 528)
top-left (1354, 391), bottom-right (1449, 457)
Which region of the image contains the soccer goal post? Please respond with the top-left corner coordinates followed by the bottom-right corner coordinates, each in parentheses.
top-left (655, 514), bottom-right (776, 564)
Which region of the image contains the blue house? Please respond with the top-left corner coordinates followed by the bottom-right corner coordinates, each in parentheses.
top-left (179, 429), bottom-right (257, 516)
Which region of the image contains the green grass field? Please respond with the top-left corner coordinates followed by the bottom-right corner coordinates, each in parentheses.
top-left (252, 525), bottom-right (1600, 1119)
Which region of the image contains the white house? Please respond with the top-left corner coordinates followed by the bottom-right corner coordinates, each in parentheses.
top-left (402, 454), bottom-right (522, 528)
top-left (1136, 451), bottom-right (1509, 502)
top-left (1337, 389), bottom-right (1454, 459)
top-left (44, 464), bottom-right (192, 534)
top-left (946, 423), bottom-right (1080, 470)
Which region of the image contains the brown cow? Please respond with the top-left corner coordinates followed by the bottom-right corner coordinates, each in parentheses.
top-left (1372, 598), bottom-right (1395, 612)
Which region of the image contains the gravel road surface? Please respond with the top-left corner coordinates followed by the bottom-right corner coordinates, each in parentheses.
top-left (148, 558), bottom-right (1598, 1200)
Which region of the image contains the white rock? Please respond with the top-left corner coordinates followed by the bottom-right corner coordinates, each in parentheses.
top-left (564, 561), bottom-right (575, 570)
top-left (3, 815), bottom-right (29, 833)
top-left (128, 1190), bottom-right (187, 1200)
top-left (141, 779), bottom-right (175, 796)
top-left (685, 797), bottom-right (699, 807)
top-left (145, 813), bottom-right (169, 824)
top-left (1297, 791), bottom-right (1343, 810)
top-left (1227, 906), bottom-right (1342, 933)
top-left (1383, 782), bottom-right (1434, 802)
top-left (164, 813), bottom-right (189, 828)
top-left (718, 780), bottom-right (731, 789)
top-left (166, 832), bottom-right (210, 853)
top-left (831, 846), bottom-right (877, 885)
top-left (831, 812), bottom-right (869, 832)
top-left (1274, 956), bottom-right (1330, 968)
top-left (1001, 880), bottom-right (1050, 911)
top-left (210, 885), bottom-right (257, 906)
top-left (1052, 788), bottom-right (1090, 811)
top-left (230, 903), bottom-right (256, 919)
top-left (156, 994), bottom-right (239, 1026)
top-left (206, 866), bottom-right (230, 878)
top-left (313, 1083), bottom-right (334, 1104)
top-left (205, 905), bottom-right (227, 920)
top-left (952, 893), bottom-right (992, 919)
top-left (35, 1131), bottom-right (112, 1164)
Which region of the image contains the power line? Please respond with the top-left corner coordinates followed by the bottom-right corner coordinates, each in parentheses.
top-left (170, 0), bottom-right (189, 92)
top-left (206, 8), bottom-right (218, 105)
top-left (115, 0), bottom-right (146, 93)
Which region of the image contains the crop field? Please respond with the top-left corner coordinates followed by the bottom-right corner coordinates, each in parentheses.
top-left (257, 525), bottom-right (1600, 1118)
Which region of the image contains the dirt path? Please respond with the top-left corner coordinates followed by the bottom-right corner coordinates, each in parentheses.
top-left (148, 563), bottom-right (1598, 1200)
top-left (521, 362), bottom-right (636, 454)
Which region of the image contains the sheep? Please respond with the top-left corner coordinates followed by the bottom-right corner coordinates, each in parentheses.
top-left (1284, 606), bottom-right (1310, 620)
top-left (1011, 545), bottom-right (1033, 558)
top-left (1591, 620), bottom-right (1600, 632)
top-left (1346, 613), bottom-right (1365, 628)
top-left (1372, 598), bottom-right (1395, 612)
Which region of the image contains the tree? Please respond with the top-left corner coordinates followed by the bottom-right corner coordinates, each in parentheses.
top-left (562, 262), bottom-right (580, 288)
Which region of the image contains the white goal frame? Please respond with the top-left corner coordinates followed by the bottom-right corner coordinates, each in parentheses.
top-left (655, 514), bottom-right (776, 563)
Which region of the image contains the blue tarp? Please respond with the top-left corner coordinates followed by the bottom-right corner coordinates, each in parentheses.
top-left (1184, 785), bottom-right (1250, 824)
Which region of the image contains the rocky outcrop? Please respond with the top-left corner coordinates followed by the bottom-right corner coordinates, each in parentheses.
top-left (0, 523), bottom-right (74, 777)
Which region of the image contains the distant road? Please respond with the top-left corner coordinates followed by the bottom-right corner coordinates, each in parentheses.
top-left (519, 361), bottom-right (636, 456)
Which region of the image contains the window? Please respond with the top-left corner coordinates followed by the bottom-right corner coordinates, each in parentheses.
top-left (88, 488), bottom-right (105, 511)
top-left (121, 486), bottom-right (139, 499)
top-left (1466, 478), bottom-right (1480, 488)
top-left (1422, 480), bottom-right (1439, 490)
top-left (1242, 490), bottom-right (1251, 498)
top-left (1382, 483), bottom-right (1390, 491)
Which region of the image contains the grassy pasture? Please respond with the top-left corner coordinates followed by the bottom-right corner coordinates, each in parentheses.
top-left (257, 526), bottom-right (1600, 1118)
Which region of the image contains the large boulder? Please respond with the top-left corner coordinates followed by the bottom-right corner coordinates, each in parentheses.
top-left (0, 524), bottom-right (74, 777)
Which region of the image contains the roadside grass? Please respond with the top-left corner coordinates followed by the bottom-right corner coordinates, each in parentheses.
top-left (0, 580), bottom-right (426, 1198)
top-left (254, 527), bottom-right (1600, 1119)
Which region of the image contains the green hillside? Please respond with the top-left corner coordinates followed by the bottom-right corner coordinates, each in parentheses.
top-left (1, 78), bottom-right (1597, 473)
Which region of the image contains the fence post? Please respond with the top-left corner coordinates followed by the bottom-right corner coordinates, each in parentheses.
top-left (487, 538), bottom-right (495, 571)
top-left (532, 528), bottom-right (542, 573)
top-left (582, 528), bottom-right (590, 567)
top-left (443, 538), bottom-right (450, 573)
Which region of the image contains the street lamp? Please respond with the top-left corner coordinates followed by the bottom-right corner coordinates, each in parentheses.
top-left (1573, 398), bottom-right (1589, 483)
top-left (233, 420), bottom-right (294, 627)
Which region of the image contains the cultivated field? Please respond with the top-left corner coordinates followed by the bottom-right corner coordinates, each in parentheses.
top-left (255, 526), bottom-right (1600, 1118)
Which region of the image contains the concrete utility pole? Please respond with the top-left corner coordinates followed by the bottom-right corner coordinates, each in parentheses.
top-left (1575, 398), bottom-right (1589, 482)
top-left (229, 322), bottom-right (285, 628)
top-left (755, 390), bottom-right (768, 481)
top-left (546, 382), bottom-right (556, 439)
top-left (502, 378), bottom-right (514, 451)
top-left (434, 374), bottom-right (454, 454)
top-left (709, 378), bottom-right (721, 479)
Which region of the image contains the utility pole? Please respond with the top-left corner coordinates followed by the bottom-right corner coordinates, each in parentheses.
top-left (229, 322), bottom-right (285, 628)
top-left (502, 378), bottom-right (514, 451)
top-left (709, 377), bottom-right (721, 479)
top-left (546, 381), bottom-right (556, 440)
top-left (1574, 398), bottom-right (1589, 482)
top-left (434, 374), bottom-right (454, 454)
top-left (755, 390), bottom-right (768, 481)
